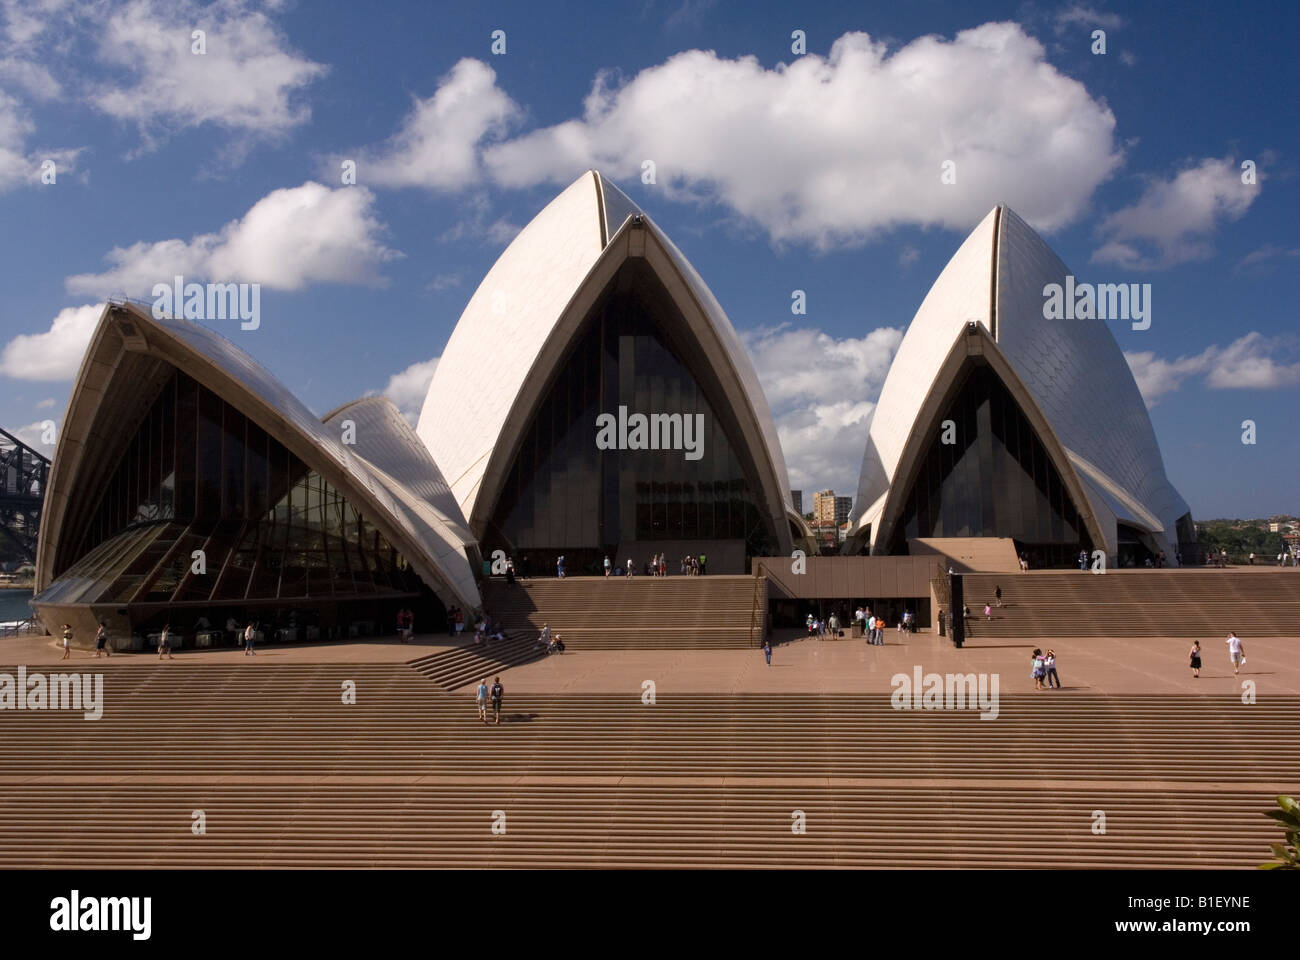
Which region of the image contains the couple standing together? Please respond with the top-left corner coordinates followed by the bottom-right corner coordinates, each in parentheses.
top-left (476, 676), bottom-right (504, 724)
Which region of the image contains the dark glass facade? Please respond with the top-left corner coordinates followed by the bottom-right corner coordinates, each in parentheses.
top-left (885, 363), bottom-right (1093, 567)
top-left (486, 260), bottom-right (777, 574)
top-left (36, 370), bottom-right (436, 635)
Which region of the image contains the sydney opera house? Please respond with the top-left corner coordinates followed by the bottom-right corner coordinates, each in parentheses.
top-left (31, 171), bottom-right (1192, 643)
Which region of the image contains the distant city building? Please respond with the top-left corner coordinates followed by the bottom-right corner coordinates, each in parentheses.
top-left (813, 490), bottom-right (836, 524)
top-left (812, 490), bottom-right (852, 525)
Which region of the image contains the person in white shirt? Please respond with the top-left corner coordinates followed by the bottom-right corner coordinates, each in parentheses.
top-left (1225, 632), bottom-right (1245, 676)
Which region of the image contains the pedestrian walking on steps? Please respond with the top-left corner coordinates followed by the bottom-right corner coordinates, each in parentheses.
top-left (158, 624), bottom-right (175, 660)
top-left (1031, 649), bottom-right (1046, 690)
top-left (1189, 640), bottom-right (1202, 678)
top-left (763, 638), bottom-right (772, 666)
top-left (243, 620), bottom-right (257, 655)
top-left (61, 624), bottom-right (72, 659)
top-left (994, 585), bottom-right (1003, 607)
top-left (604, 555), bottom-right (611, 577)
top-left (94, 620), bottom-right (111, 658)
top-left (1226, 632), bottom-right (1245, 676)
top-left (491, 676), bottom-right (504, 724)
top-left (1079, 550), bottom-right (1089, 571)
top-left (476, 678), bottom-right (489, 723)
top-left (984, 602), bottom-right (992, 621)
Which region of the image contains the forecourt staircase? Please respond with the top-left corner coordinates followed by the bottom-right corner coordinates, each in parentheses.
top-left (958, 570), bottom-right (1300, 637)
top-left (481, 574), bottom-right (763, 649)
top-left (0, 661), bottom-right (1294, 868)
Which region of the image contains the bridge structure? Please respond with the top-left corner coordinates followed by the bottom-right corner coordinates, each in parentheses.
top-left (0, 427), bottom-right (49, 565)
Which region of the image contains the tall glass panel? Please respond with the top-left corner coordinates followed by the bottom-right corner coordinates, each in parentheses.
top-left (888, 363), bottom-right (1091, 566)
top-left (487, 259), bottom-right (777, 571)
top-left (55, 369), bottom-right (435, 605)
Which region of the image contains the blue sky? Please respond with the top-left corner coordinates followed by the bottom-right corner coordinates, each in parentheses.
top-left (1, 0), bottom-right (1296, 519)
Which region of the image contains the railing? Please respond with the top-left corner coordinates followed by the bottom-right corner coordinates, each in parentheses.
top-left (749, 562), bottom-right (765, 647)
top-left (0, 617), bottom-right (45, 638)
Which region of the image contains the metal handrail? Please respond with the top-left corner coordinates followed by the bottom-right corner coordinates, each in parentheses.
top-left (0, 617), bottom-right (45, 638)
top-left (749, 562), bottom-right (765, 647)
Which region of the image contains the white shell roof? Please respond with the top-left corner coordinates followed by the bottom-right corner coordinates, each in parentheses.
top-left (418, 170), bottom-right (792, 526)
top-left (853, 205), bottom-right (1189, 554)
top-left (322, 395), bottom-right (480, 604)
top-left (154, 313), bottom-right (483, 609)
top-left (417, 172), bottom-right (611, 516)
top-left (42, 303), bottom-right (482, 610)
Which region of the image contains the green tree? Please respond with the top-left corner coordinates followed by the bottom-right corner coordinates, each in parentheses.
top-left (1260, 795), bottom-right (1300, 870)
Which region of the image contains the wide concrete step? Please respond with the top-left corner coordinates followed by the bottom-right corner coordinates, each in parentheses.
top-left (2, 667), bottom-right (1295, 783)
top-left (409, 634), bottom-right (544, 690)
top-left (0, 784), bottom-right (1277, 868)
top-left (2, 662), bottom-right (1291, 868)
top-left (953, 571), bottom-right (1300, 636)
top-left (482, 575), bottom-right (765, 650)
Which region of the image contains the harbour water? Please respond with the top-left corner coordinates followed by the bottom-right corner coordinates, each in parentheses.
top-left (0, 588), bottom-right (34, 623)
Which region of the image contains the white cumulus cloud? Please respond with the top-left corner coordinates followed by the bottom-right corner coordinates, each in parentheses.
top-left (64, 182), bottom-right (401, 297)
top-left (1053, 4), bottom-right (1124, 33)
top-left (1125, 332), bottom-right (1300, 406)
top-left (480, 24), bottom-right (1122, 247)
top-left (91, 0), bottom-right (326, 148)
top-left (1205, 332), bottom-right (1300, 390)
top-left (382, 356), bottom-right (439, 424)
top-left (1093, 157), bottom-right (1258, 270)
top-left (741, 324), bottom-right (903, 494)
top-left (0, 303), bottom-right (103, 381)
top-left (0, 89), bottom-right (79, 191)
top-left (339, 58), bottom-right (519, 191)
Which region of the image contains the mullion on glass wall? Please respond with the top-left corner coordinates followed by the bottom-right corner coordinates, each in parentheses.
top-left (151, 390), bottom-right (163, 518)
top-left (175, 374), bottom-right (196, 519)
top-left (222, 404), bottom-right (246, 519)
top-left (196, 386), bottom-right (222, 520)
top-left (581, 331), bottom-right (600, 547)
top-left (976, 383), bottom-right (996, 536)
top-left (159, 377), bottom-right (175, 519)
top-left (246, 422), bottom-right (268, 518)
